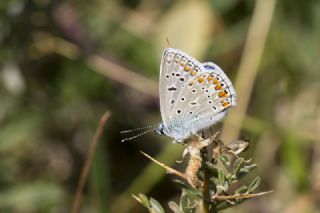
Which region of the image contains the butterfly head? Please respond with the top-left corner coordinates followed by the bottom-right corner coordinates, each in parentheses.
top-left (155, 123), bottom-right (187, 143)
top-left (154, 123), bottom-right (169, 136)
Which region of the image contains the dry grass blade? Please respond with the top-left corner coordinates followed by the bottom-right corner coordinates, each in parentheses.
top-left (140, 151), bottom-right (187, 180)
top-left (86, 55), bottom-right (158, 98)
top-left (71, 111), bottom-right (111, 213)
top-left (221, 0), bottom-right (277, 143)
top-left (30, 32), bottom-right (158, 98)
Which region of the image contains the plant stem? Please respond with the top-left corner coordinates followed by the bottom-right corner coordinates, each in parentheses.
top-left (202, 148), bottom-right (214, 213)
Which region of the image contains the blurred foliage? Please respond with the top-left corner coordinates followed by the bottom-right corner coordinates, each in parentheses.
top-left (0, 0), bottom-right (320, 212)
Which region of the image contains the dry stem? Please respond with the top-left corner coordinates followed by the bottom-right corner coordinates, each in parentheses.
top-left (212, 190), bottom-right (273, 200)
top-left (71, 111), bottom-right (111, 213)
top-left (141, 151), bottom-right (187, 180)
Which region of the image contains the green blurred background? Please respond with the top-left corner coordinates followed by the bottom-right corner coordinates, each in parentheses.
top-left (0, 0), bottom-right (320, 212)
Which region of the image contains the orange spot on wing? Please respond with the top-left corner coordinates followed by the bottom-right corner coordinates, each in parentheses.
top-left (215, 84), bottom-right (222, 90)
top-left (222, 102), bottom-right (230, 108)
top-left (207, 76), bottom-right (213, 81)
top-left (191, 71), bottom-right (197, 76)
top-left (213, 78), bottom-right (219, 84)
top-left (184, 66), bottom-right (190, 71)
top-left (198, 77), bottom-right (205, 83)
top-left (218, 91), bottom-right (227, 98)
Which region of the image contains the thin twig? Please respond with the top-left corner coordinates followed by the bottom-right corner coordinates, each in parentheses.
top-left (221, 0), bottom-right (276, 143)
top-left (212, 190), bottom-right (273, 200)
top-left (140, 151), bottom-right (187, 180)
top-left (71, 111), bottom-right (111, 213)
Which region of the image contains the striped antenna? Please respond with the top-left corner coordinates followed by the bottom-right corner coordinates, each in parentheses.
top-left (120, 125), bottom-right (156, 134)
top-left (121, 128), bottom-right (155, 142)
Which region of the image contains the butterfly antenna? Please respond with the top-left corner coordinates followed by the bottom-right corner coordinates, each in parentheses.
top-left (165, 38), bottom-right (171, 47)
top-left (120, 125), bottom-right (156, 134)
top-left (121, 128), bottom-right (154, 142)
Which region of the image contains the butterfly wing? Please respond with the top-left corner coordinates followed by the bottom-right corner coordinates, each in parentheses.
top-left (159, 48), bottom-right (205, 126)
top-left (169, 61), bottom-right (237, 138)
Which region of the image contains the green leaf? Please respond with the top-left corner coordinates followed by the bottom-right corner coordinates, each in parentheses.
top-left (227, 174), bottom-right (237, 183)
top-left (216, 169), bottom-right (229, 192)
top-left (138, 193), bottom-right (150, 208)
top-left (220, 155), bottom-right (230, 168)
top-left (235, 185), bottom-right (248, 194)
top-left (236, 163), bottom-right (257, 180)
top-left (180, 192), bottom-right (190, 208)
top-left (180, 192), bottom-right (197, 213)
top-left (240, 164), bottom-right (257, 173)
top-left (168, 201), bottom-right (182, 213)
top-left (183, 188), bottom-right (203, 199)
top-left (150, 197), bottom-right (165, 213)
top-left (173, 179), bottom-right (194, 190)
top-left (248, 177), bottom-right (261, 193)
top-left (205, 161), bottom-right (218, 175)
top-left (218, 169), bottom-right (225, 186)
top-left (198, 170), bottom-right (204, 180)
top-left (233, 158), bottom-right (244, 175)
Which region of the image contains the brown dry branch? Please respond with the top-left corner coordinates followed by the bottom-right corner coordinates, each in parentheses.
top-left (141, 151), bottom-right (187, 180)
top-left (71, 111), bottom-right (111, 213)
top-left (212, 190), bottom-right (273, 200)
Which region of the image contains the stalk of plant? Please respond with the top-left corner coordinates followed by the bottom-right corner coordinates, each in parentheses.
top-left (134, 133), bottom-right (272, 213)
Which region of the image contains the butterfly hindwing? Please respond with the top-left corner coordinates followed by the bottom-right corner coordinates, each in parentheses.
top-left (171, 63), bottom-right (236, 133)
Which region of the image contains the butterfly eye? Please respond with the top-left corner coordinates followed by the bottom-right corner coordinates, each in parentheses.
top-left (160, 129), bottom-right (165, 135)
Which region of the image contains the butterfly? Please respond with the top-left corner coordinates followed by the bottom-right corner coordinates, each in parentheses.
top-left (121, 48), bottom-right (236, 143)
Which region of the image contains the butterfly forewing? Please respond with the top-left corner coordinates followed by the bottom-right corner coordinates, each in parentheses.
top-left (159, 48), bottom-right (204, 126)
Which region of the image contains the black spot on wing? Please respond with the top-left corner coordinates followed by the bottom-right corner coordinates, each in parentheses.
top-left (168, 87), bottom-right (177, 91)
